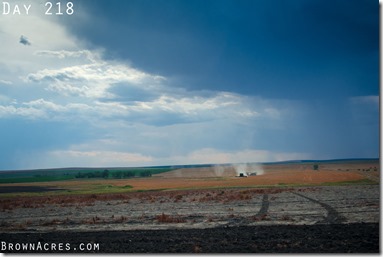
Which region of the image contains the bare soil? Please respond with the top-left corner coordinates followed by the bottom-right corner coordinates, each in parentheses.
top-left (0, 160), bottom-right (379, 253)
top-left (0, 223), bottom-right (378, 253)
top-left (0, 185), bottom-right (379, 253)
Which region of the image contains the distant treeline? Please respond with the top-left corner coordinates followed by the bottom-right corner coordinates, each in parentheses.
top-left (0, 167), bottom-right (170, 184)
top-left (75, 169), bottom-right (152, 179)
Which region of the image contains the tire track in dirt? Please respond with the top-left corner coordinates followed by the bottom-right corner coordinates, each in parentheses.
top-left (220, 194), bottom-right (270, 227)
top-left (293, 192), bottom-right (346, 224)
top-left (254, 194), bottom-right (269, 218)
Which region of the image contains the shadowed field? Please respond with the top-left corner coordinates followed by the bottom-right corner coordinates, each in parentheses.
top-left (0, 223), bottom-right (379, 253)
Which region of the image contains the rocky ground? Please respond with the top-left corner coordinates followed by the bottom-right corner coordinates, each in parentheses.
top-left (0, 185), bottom-right (380, 253)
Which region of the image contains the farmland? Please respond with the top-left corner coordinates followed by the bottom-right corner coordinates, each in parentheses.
top-left (0, 159), bottom-right (379, 253)
top-left (0, 159), bottom-right (378, 196)
top-left (0, 166), bottom-right (174, 184)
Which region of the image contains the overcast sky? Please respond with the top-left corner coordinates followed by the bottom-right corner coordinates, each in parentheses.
top-left (0, 0), bottom-right (379, 170)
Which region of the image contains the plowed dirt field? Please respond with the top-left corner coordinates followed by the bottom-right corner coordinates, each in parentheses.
top-left (0, 160), bottom-right (379, 253)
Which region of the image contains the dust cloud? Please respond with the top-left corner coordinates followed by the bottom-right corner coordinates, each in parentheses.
top-left (233, 163), bottom-right (264, 176)
top-left (213, 163), bottom-right (264, 177)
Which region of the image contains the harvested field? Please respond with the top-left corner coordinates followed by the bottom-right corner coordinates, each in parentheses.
top-left (0, 160), bottom-right (379, 253)
top-left (0, 185), bottom-right (379, 231)
top-left (0, 163), bottom-right (380, 196)
top-left (0, 185), bottom-right (379, 253)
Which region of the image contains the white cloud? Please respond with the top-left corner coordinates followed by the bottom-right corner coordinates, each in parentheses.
top-left (161, 148), bottom-right (311, 165)
top-left (28, 148), bottom-right (310, 168)
top-left (0, 13), bottom-right (78, 74)
top-left (26, 50), bottom-right (165, 98)
top-left (0, 80), bottom-right (12, 85)
top-left (0, 104), bottom-right (46, 119)
top-left (0, 98), bottom-right (132, 122)
top-left (34, 50), bottom-right (98, 61)
top-left (0, 0), bottom-right (83, 106)
top-left (25, 150), bottom-right (153, 168)
top-left (0, 86), bottom-right (288, 126)
top-left (25, 147), bottom-right (311, 169)
top-left (129, 92), bottom-right (260, 122)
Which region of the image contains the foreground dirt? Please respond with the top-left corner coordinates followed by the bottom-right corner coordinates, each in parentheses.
top-left (0, 185), bottom-right (379, 253)
top-left (0, 223), bottom-right (379, 253)
top-left (0, 185), bottom-right (379, 232)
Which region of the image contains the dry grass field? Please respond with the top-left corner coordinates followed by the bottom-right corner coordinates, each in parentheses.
top-left (0, 160), bottom-right (378, 196)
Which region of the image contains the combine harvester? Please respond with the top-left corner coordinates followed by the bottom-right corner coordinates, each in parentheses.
top-left (236, 172), bottom-right (257, 177)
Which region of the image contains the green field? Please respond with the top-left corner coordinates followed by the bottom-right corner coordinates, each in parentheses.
top-left (0, 167), bottom-right (175, 184)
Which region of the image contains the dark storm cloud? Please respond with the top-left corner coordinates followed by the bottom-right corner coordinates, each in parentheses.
top-left (70, 0), bottom-right (378, 99)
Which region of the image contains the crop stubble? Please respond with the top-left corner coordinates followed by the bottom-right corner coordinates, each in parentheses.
top-left (0, 161), bottom-right (379, 253)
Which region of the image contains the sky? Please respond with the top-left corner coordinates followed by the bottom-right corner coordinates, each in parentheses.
top-left (0, 0), bottom-right (379, 170)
